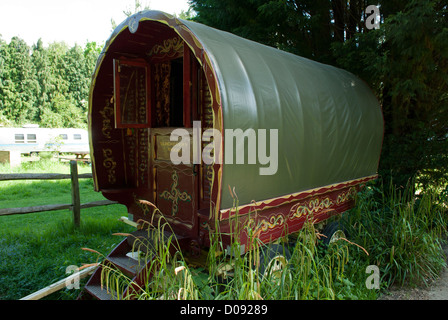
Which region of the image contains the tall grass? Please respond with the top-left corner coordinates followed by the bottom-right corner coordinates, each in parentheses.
top-left (344, 180), bottom-right (448, 288)
top-left (98, 210), bottom-right (368, 300)
top-left (96, 180), bottom-right (448, 300)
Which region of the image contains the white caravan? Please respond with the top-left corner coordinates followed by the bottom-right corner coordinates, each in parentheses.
top-left (0, 127), bottom-right (90, 157)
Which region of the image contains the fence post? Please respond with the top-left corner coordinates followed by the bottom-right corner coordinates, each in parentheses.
top-left (70, 160), bottom-right (81, 228)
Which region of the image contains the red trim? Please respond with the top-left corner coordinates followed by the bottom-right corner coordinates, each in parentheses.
top-left (219, 175), bottom-right (377, 220)
top-left (214, 182), bottom-right (364, 253)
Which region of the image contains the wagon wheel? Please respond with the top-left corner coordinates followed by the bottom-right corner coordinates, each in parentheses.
top-left (321, 221), bottom-right (348, 246)
top-left (258, 244), bottom-right (291, 282)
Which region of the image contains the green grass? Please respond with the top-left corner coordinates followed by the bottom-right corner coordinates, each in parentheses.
top-left (97, 180), bottom-right (448, 300)
top-left (97, 213), bottom-right (378, 300)
top-left (1, 158), bottom-right (447, 300)
top-left (0, 159), bottom-right (134, 300)
top-left (343, 180), bottom-right (448, 288)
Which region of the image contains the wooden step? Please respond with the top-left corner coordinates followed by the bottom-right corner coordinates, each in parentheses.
top-left (78, 235), bottom-right (151, 300)
top-left (106, 255), bottom-right (142, 277)
top-left (83, 283), bottom-right (115, 300)
top-left (81, 263), bottom-right (135, 300)
top-left (78, 228), bottom-right (185, 300)
top-left (82, 264), bottom-right (147, 300)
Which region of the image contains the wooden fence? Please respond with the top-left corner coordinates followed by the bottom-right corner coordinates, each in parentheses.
top-left (0, 160), bottom-right (117, 227)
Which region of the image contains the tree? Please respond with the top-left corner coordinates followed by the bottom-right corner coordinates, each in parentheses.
top-left (190, 0), bottom-right (374, 64)
top-left (0, 37), bottom-right (39, 124)
top-left (334, 0), bottom-right (448, 188)
top-left (0, 38), bottom-right (101, 129)
top-left (82, 41), bottom-right (103, 114)
top-left (65, 44), bottom-right (92, 113)
top-left (378, 1), bottom-right (448, 188)
top-left (32, 38), bottom-right (53, 122)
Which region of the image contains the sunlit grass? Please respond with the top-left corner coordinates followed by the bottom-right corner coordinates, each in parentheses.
top-left (0, 158), bottom-right (133, 300)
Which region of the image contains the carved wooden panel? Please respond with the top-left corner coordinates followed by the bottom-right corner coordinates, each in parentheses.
top-left (113, 59), bottom-right (151, 128)
top-left (200, 71), bottom-right (214, 206)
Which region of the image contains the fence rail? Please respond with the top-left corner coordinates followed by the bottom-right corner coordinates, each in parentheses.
top-left (0, 160), bottom-right (117, 226)
top-left (0, 173), bottom-right (93, 181)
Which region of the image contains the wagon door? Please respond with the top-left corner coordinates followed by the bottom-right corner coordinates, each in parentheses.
top-left (148, 44), bottom-right (201, 238)
top-left (112, 39), bottom-right (208, 239)
top-left (151, 128), bottom-right (198, 236)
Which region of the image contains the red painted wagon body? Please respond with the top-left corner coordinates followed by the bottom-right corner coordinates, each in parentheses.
top-left (80, 11), bottom-right (383, 299)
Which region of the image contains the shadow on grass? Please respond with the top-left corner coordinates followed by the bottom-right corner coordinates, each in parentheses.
top-left (0, 206), bottom-right (134, 300)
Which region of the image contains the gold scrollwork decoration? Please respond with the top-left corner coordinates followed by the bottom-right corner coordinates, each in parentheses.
top-left (247, 214), bottom-right (285, 235)
top-left (138, 129), bottom-right (149, 185)
top-left (100, 99), bottom-right (114, 139)
top-left (133, 193), bottom-right (157, 216)
top-left (336, 187), bottom-right (357, 204)
top-left (203, 164), bottom-right (214, 200)
top-left (159, 171), bottom-right (192, 216)
top-left (290, 197), bottom-right (334, 220)
top-left (148, 37), bottom-right (184, 59)
top-left (102, 148), bottom-right (117, 184)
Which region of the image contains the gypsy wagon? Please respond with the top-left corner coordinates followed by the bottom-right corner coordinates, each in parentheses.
top-left (80, 10), bottom-right (383, 299)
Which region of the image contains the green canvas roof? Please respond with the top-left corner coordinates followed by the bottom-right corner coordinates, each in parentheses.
top-left (179, 17), bottom-right (383, 208)
top-left (99, 11), bottom-right (384, 210)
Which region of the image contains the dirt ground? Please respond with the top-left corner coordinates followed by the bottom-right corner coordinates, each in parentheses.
top-left (380, 245), bottom-right (448, 300)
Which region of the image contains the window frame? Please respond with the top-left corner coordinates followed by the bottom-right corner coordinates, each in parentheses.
top-left (27, 134), bottom-right (37, 143)
top-left (113, 58), bottom-right (151, 129)
top-left (14, 134), bottom-right (25, 144)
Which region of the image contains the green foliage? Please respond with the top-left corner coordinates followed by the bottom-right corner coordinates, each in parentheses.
top-left (190, 0), bottom-right (373, 64)
top-left (333, 0), bottom-right (448, 189)
top-left (335, 0), bottom-right (448, 189)
top-left (0, 37), bottom-right (102, 128)
top-left (0, 37), bottom-right (39, 124)
top-left (381, 1), bottom-right (448, 189)
top-left (98, 207), bottom-right (376, 300)
top-left (344, 180), bottom-right (448, 288)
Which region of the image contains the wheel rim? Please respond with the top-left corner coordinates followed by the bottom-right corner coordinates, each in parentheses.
top-left (263, 255), bottom-right (288, 281)
top-left (329, 229), bottom-right (346, 244)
